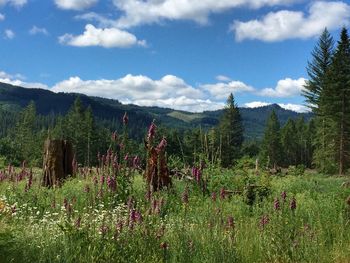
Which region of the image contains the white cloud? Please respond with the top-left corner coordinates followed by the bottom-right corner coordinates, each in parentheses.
top-left (59, 24), bottom-right (146, 48)
top-left (244, 101), bottom-right (271, 108)
top-left (106, 0), bottom-right (301, 28)
top-left (51, 74), bottom-right (223, 112)
top-left (201, 80), bottom-right (255, 100)
top-left (55, 0), bottom-right (98, 11)
top-left (244, 101), bottom-right (309, 113)
top-left (0, 0), bottom-right (27, 8)
top-left (216, 75), bottom-right (231, 82)
top-left (4, 29), bottom-right (15, 39)
top-left (0, 13), bottom-right (5, 21)
top-left (0, 70), bottom-right (49, 89)
top-left (259, 78), bottom-right (306, 98)
top-left (278, 103), bottom-right (309, 113)
top-left (232, 1), bottom-right (350, 42)
top-left (29, 26), bottom-right (49, 36)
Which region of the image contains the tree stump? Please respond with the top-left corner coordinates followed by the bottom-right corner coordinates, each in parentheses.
top-left (42, 139), bottom-right (74, 187)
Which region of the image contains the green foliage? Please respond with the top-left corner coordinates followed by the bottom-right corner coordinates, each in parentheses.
top-left (218, 93), bottom-right (244, 168)
top-left (260, 110), bottom-right (283, 168)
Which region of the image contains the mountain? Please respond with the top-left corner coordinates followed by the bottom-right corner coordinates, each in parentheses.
top-left (0, 82), bottom-right (312, 139)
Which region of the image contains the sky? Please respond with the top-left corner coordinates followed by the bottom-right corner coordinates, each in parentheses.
top-left (0, 0), bottom-right (349, 113)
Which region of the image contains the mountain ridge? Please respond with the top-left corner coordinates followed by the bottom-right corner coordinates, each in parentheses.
top-left (0, 82), bottom-right (312, 139)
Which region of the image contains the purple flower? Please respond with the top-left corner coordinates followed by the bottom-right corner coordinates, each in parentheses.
top-left (259, 215), bottom-right (269, 230)
top-left (281, 191), bottom-right (287, 202)
top-left (156, 137), bottom-right (167, 152)
top-left (133, 156), bottom-right (140, 168)
top-left (107, 176), bottom-right (116, 192)
top-left (111, 131), bottom-right (118, 142)
top-left (274, 198), bottom-right (280, 211)
top-left (123, 112), bottom-right (128, 125)
top-left (290, 197), bottom-right (297, 211)
top-left (100, 175), bottom-right (105, 185)
top-left (147, 121), bottom-right (157, 141)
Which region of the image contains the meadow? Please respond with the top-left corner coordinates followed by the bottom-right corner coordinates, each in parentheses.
top-left (1, 160), bottom-right (350, 263)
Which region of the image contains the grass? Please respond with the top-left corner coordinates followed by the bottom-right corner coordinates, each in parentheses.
top-left (0, 166), bottom-right (350, 263)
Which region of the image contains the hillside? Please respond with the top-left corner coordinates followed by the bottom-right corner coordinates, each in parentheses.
top-left (0, 82), bottom-right (312, 139)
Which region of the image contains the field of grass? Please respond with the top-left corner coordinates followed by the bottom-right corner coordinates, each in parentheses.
top-left (1, 164), bottom-right (350, 263)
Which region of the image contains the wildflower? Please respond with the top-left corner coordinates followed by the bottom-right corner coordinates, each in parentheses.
top-left (274, 198), bottom-right (280, 211)
top-left (281, 191), bottom-right (287, 202)
top-left (107, 176), bottom-right (116, 192)
top-left (111, 131), bottom-right (118, 142)
top-left (100, 175), bottom-right (105, 185)
top-left (220, 188), bottom-right (226, 200)
top-left (147, 121), bottom-right (157, 141)
top-left (290, 197), bottom-right (297, 211)
top-left (123, 112), bottom-right (128, 125)
top-left (259, 214), bottom-right (269, 230)
top-left (211, 192), bottom-right (217, 202)
top-left (133, 156), bottom-right (140, 169)
top-left (156, 137), bottom-right (167, 152)
top-left (182, 187), bottom-right (189, 205)
top-left (227, 216), bottom-right (235, 229)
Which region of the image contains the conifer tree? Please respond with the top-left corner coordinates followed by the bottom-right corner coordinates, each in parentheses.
top-left (218, 93), bottom-right (244, 167)
top-left (260, 110), bottom-right (282, 169)
top-left (304, 28), bottom-right (335, 173)
top-left (323, 28), bottom-right (350, 175)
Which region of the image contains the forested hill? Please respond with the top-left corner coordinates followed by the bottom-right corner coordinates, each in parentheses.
top-left (0, 82), bottom-right (312, 139)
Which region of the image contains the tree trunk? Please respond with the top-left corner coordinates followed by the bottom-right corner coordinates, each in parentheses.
top-left (42, 139), bottom-right (74, 187)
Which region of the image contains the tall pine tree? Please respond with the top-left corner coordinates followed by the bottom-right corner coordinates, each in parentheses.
top-left (260, 110), bottom-right (282, 169)
top-left (218, 93), bottom-right (244, 167)
top-left (323, 28), bottom-right (350, 175)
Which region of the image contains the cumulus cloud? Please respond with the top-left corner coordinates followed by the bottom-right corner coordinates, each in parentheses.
top-left (244, 101), bottom-right (271, 108)
top-left (0, 70), bottom-right (49, 89)
top-left (216, 75), bottom-right (231, 82)
top-left (59, 24), bottom-right (146, 48)
top-left (4, 29), bottom-right (15, 39)
top-left (244, 101), bottom-right (309, 113)
top-left (29, 26), bottom-right (49, 36)
top-left (0, 0), bottom-right (27, 8)
top-left (232, 1), bottom-right (350, 42)
top-left (55, 0), bottom-right (98, 11)
top-left (201, 80), bottom-right (255, 100)
top-left (73, 0), bottom-right (301, 29)
top-left (258, 78), bottom-right (306, 98)
top-left (51, 74), bottom-right (225, 112)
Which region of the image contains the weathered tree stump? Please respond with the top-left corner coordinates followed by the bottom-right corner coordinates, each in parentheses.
top-left (42, 139), bottom-right (74, 187)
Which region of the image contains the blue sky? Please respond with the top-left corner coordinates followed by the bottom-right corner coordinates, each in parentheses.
top-left (0, 0), bottom-right (349, 112)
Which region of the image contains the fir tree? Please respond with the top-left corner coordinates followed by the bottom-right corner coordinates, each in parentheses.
top-left (260, 110), bottom-right (282, 169)
top-left (218, 93), bottom-right (244, 167)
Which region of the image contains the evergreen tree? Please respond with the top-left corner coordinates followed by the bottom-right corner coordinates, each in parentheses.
top-left (304, 28), bottom-right (334, 110)
top-left (281, 119), bottom-right (298, 166)
top-left (260, 110), bottom-right (282, 169)
top-left (218, 93), bottom-right (244, 167)
top-left (303, 28), bottom-right (335, 173)
top-left (323, 27), bottom-right (350, 175)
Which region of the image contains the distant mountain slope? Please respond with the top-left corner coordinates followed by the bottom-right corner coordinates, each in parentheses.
top-left (0, 82), bottom-right (312, 139)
